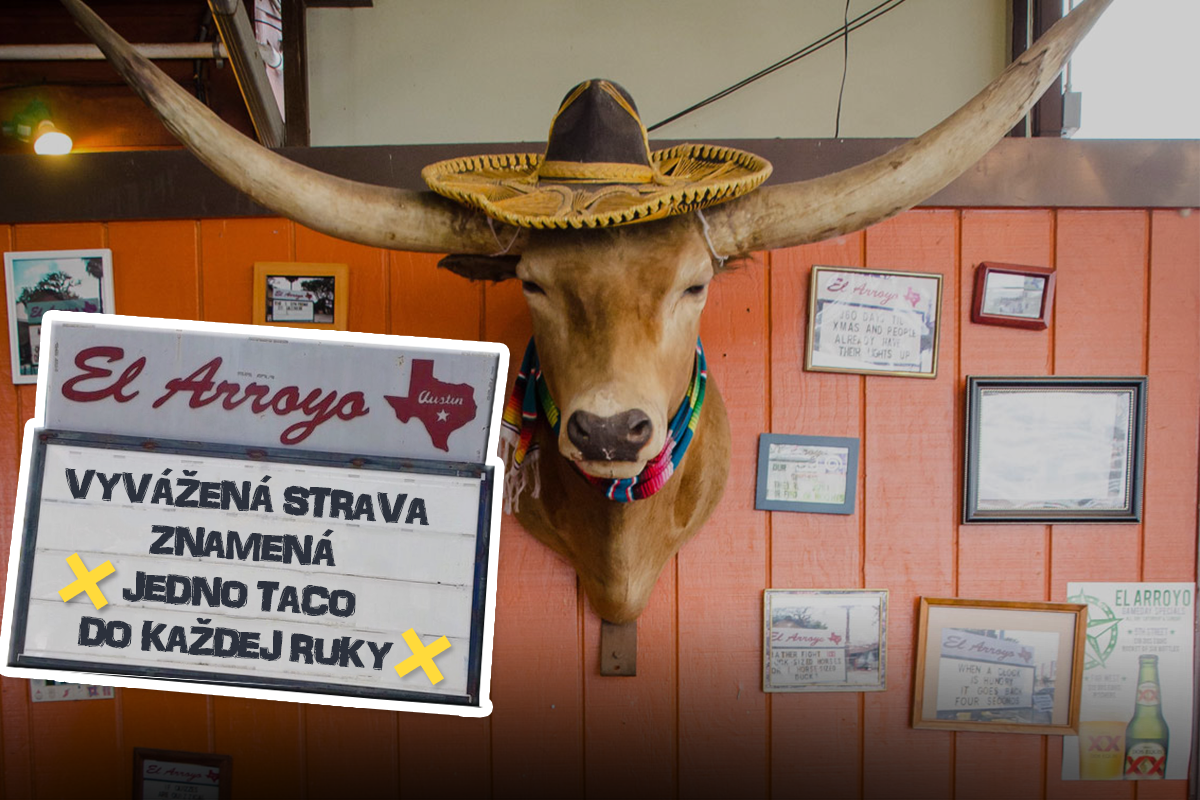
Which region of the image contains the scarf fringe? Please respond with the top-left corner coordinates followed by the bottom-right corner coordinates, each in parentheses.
top-left (500, 427), bottom-right (540, 514)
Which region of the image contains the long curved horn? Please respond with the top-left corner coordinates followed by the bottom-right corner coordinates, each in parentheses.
top-left (60, 0), bottom-right (515, 255)
top-left (704, 0), bottom-right (1114, 256)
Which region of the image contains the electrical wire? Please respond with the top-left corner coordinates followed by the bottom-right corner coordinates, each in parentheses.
top-left (834, 0), bottom-right (852, 137)
top-left (647, 0), bottom-right (910, 132)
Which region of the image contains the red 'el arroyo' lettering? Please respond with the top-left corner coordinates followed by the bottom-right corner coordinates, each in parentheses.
top-left (61, 346), bottom-right (145, 402)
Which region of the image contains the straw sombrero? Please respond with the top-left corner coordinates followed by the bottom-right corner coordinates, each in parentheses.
top-left (422, 79), bottom-right (772, 230)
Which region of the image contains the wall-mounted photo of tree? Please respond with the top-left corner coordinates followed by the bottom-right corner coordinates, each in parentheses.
top-left (3, 249), bottom-right (115, 384)
top-left (253, 262), bottom-right (349, 331)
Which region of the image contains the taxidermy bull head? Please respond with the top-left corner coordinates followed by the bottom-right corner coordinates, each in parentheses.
top-left (63, 0), bottom-right (1112, 623)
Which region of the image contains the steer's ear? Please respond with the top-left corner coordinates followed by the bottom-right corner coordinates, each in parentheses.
top-left (437, 254), bottom-right (520, 282)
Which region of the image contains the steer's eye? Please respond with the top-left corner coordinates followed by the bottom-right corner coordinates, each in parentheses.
top-left (684, 284), bottom-right (708, 297)
top-left (521, 280), bottom-right (545, 296)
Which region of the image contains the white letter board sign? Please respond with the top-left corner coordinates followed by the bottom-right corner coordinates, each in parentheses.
top-left (1, 314), bottom-right (506, 717)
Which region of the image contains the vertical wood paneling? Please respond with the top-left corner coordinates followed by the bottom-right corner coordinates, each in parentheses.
top-left (389, 252), bottom-right (483, 341)
top-left (483, 279), bottom-right (585, 799)
top-left (195, 217), bottom-right (308, 796)
top-left (392, 253), bottom-right (492, 798)
top-left (955, 210), bottom-right (1054, 800)
top-left (289, 232), bottom-right (399, 798)
top-left (1133, 210), bottom-right (1199, 800)
top-left (0, 223), bottom-right (31, 800)
top-left (678, 259), bottom-right (770, 799)
top-left (862, 211), bottom-right (958, 800)
top-left (108, 221), bottom-right (208, 792)
top-left (1142, 210), bottom-right (1199, 581)
top-left (0, 208), bottom-right (1196, 800)
top-left (108, 221), bottom-right (200, 321)
top-left (200, 218), bottom-right (292, 323)
top-left (294, 226), bottom-right (389, 334)
top-left (582, 571), bottom-right (677, 798)
top-left (1045, 210), bottom-right (1148, 800)
top-left (9, 223), bottom-right (124, 800)
top-left (769, 234), bottom-right (866, 799)
top-left (305, 707), bottom-right (400, 799)
top-left (212, 698), bottom-right (305, 799)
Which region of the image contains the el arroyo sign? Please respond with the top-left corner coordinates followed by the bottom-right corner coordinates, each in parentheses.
top-left (0, 313), bottom-right (506, 716)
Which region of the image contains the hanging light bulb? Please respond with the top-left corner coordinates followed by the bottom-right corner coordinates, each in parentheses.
top-left (32, 119), bottom-right (72, 155)
top-left (1, 100), bottom-right (73, 156)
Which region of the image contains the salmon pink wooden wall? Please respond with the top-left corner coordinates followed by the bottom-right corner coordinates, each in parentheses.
top-left (0, 208), bottom-right (1196, 799)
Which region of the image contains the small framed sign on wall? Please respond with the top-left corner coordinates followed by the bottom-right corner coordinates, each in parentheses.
top-left (806, 266), bottom-right (943, 378)
top-left (971, 262), bottom-right (1056, 330)
top-left (253, 262), bottom-right (349, 330)
top-left (133, 748), bottom-right (232, 800)
top-left (755, 433), bottom-right (859, 514)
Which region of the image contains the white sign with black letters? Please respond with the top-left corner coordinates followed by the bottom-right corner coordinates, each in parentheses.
top-left (1, 314), bottom-right (506, 716)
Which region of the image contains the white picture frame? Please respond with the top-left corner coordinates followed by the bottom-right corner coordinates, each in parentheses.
top-left (4, 248), bottom-right (115, 384)
top-left (763, 589), bottom-right (888, 693)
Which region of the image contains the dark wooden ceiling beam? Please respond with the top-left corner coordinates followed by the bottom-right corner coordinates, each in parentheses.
top-left (282, 0), bottom-right (308, 146)
top-left (1, 139), bottom-right (1193, 224)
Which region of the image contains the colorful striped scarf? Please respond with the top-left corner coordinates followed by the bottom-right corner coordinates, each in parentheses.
top-left (499, 339), bottom-right (707, 511)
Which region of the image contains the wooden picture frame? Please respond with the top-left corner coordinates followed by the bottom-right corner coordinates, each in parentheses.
top-left (133, 747), bottom-right (232, 800)
top-left (913, 597), bottom-right (1087, 735)
top-left (806, 266), bottom-right (943, 378)
top-left (963, 376), bottom-right (1147, 523)
top-left (971, 262), bottom-right (1056, 330)
top-left (755, 433), bottom-right (859, 514)
top-left (3, 248), bottom-right (115, 384)
top-left (253, 261), bottom-right (349, 330)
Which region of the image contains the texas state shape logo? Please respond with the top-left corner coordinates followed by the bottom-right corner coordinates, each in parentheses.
top-left (383, 360), bottom-right (478, 451)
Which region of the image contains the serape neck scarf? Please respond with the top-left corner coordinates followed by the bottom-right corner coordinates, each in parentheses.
top-left (499, 338), bottom-right (707, 512)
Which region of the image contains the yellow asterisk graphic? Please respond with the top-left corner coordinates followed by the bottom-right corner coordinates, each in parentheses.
top-left (58, 553), bottom-right (115, 610)
top-left (394, 628), bottom-right (451, 685)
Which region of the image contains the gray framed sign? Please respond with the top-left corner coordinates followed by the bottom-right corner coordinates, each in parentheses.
top-left (2, 430), bottom-right (496, 714)
top-left (755, 434), bottom-right (859, 514)
top-left (964, 377), bottom-right (1147, 523)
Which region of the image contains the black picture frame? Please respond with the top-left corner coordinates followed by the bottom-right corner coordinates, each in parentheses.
top-left (963, 377), bottom-right (1147, 523)
top-left (755, 433), bottom-right (859, 514)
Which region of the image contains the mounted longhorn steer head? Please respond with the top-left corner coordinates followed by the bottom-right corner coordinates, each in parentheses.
top-left (62, 0), bottom-right (1114, 624)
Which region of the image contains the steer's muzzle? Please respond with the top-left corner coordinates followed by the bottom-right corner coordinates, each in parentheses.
top-left (567, 409), bottom-right (653, 462)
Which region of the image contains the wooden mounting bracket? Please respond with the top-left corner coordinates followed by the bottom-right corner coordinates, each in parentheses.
top-left (599, 620), bottom-right (637, 677)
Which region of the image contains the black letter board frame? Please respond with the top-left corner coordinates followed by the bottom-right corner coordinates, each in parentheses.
top-left (6, 429), bottom-right (493, 710)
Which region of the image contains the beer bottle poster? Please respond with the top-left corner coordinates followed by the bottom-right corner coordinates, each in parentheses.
top-left (1062, 582), bottom-right (1195, 781)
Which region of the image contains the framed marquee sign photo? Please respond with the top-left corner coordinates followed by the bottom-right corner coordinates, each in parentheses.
top-left (806, 266), bottom-right (943, 378)
top-left (0, 313), bottom-right (507, 717)
top-left (253, 262), bottom-right (349, 330)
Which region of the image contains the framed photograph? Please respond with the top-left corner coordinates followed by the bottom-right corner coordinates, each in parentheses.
top-left (964, 377), bottom-right (1146, 523)
top-left (755, 433), bottom-right (859, 514)
top-left (133, 747), bottom-right (232, 800)
top-left (3, 248), bottom-right (115, 384)
top-left (764, 589), bottom-right (887, 693)
top-left (253, 261), bottom-right (349, 330)
top-left (913, 597), bottom-right (1087, 735)
top-left (806, 265), bottom-right (943, 378)
top-left (971, 262), bottom-right (1056, 330)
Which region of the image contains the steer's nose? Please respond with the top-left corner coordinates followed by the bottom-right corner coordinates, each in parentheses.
top-left (566, 409), bottom-right (653, 462)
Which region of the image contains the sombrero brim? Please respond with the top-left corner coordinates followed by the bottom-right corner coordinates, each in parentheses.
top-left (422, 144), bottom-right (772, 230)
